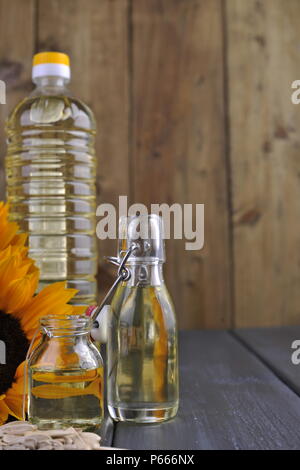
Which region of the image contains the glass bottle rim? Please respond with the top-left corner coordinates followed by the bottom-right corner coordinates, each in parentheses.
top-left (40, 314), bottom-right (91, 336)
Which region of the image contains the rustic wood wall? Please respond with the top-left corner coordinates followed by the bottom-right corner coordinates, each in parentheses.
top-left (0, 0), bottom-right (299, 329)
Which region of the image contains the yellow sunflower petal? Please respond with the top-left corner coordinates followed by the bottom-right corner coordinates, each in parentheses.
top-left (3, 362), bottom-right (26, 422)
top-left (15, 361), bottom-right (26, 380)
top-left (0, 245), bottom-right (12, 262)
top-left (11, 232), bottom-right (28, 247)
top-left (27, 264), bottom-right (39, 275)
top-left (0, 201), bottom-right (9, 218)
top-left (0, 222), bottom-right (19, 251)
top-left (35, 281), bottom-right (69, 299)
top-left (31, 376), bottom-right (100, 400)
top-left (71, 305), bottom-right (86, 315)
top-left (1, 395), bottom-right (23, 421)
top-left (0, 201), bottom-right (7, 216)
top-left (4, 396), bottom-right (23, 420)
top-left (21, 283), bottom-right (79, 331)
top-left (0, 204), bottom-right (84, 423)
top-left (31, 384), bottom-right (84, 400)
top-left (24, 305), bottom-right (75, 338)
top-left (0, 254), bottom-right (32, 289)
top-left (6, 270), bottom-right (40, 315)
top-left (0, 399), bottom-right (10, 425)
top-left (5, 386), bottom-right (24, 421)
top-left (11, 244), bottom-right (28, 258)
top-left (0, 259), bottom-right (34, 311)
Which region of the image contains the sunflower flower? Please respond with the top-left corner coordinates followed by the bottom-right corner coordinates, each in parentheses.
top-left (0, 202), bottom-right (85, 424)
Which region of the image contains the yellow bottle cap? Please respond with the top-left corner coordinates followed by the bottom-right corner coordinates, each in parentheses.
top-left (33, 52), bottom-right (70, 67)
top-left (32, 51), bottom-right (71, 81)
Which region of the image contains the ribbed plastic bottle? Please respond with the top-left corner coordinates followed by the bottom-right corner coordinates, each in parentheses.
top-left (5, 52), bottom-right (97, 305)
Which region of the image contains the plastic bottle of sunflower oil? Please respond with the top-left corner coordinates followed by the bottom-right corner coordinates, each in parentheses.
top-left (5, 52), bottom-right (97, 305)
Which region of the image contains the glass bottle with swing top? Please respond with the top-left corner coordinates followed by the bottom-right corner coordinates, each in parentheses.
top-left (106, 215), bottom-right (179, 423)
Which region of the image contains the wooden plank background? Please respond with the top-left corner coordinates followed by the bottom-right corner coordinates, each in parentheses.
top-left (227, 0), bottom-right (300, 327)
top-left (0, 0), bottom-right (299, 329)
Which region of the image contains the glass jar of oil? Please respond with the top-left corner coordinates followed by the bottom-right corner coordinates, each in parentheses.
top-left (5, 52), bottom-right (97, 305)
top-left (27, 315), bottom-right (103, 430)
top-left (107, 215), bottom-right (179, 423)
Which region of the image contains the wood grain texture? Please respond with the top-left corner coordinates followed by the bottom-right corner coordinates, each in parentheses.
top-left (226, 0), bottom-right (300, 327)
top-left (0, 0), bottom-right (35, 200)
top-left (131, 0), bottom-right (232, 329)
top-left (37, 0), bottom-right (130, 301)
top-left (235, 326), bottom-right (300, 396)
top-left (113, 330), bottom-right (300, 450)
top-left (0, 0), bottom-right (299, 329)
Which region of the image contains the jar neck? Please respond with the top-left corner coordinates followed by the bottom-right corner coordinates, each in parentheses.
top-left (40, 315), bottom-right (91, 338)
top-left (126, 262), bottom-right (164, 287)
top-left (32, 75), bottom-right (70, 95)
top-left (42, 331), bottom-right (90, 342)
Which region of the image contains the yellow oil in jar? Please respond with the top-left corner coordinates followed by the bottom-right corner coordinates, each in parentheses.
top-left (28, 366), bottom-right (103, 430)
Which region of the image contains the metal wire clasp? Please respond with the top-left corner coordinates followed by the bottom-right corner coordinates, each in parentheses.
top-left (90, 244), bottom-right (138, 324)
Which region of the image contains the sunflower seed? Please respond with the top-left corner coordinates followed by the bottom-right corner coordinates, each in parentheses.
top-left (0, 423), bottom-right (36, 435)
top-left (52, 440), bottom-right (64, 450)
top-left (44, 428), bottom-right (76, 438)
top-left (80, 433), bottom-right (101, 449)
top-left (61, 435), bottom-right (74, 445)
top-left (71, 428), bottom-right (91, 450)
top-left (2, 434), bottom-right (25, 444)
top-left (22, 437), bottom-right (37, 450)
top-left (38, 444), bottom-right (54, 450)
top-left (63, 444), bottom-right (78, 450)
top-left (4, 444), bottom-right (28, 450)
top-left (0, 421), bottom-right (32, 427)
top-left (23, 432), bottom-right (52, 442)
top-left (81, 432), bottom-right (101, 443)
top-left (0, 421), bottom-right (103, 450)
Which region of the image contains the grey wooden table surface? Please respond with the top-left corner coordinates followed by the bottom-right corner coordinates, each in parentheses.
top-left (98, 327), bottom-right (300, 450)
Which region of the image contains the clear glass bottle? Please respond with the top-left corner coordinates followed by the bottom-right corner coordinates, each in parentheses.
top-left (27, 314), bottom-right (103, 430)
top-left (107, 215), bottom-right (179, 423)
top-left (5, 52), bottom-right (97, 305)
